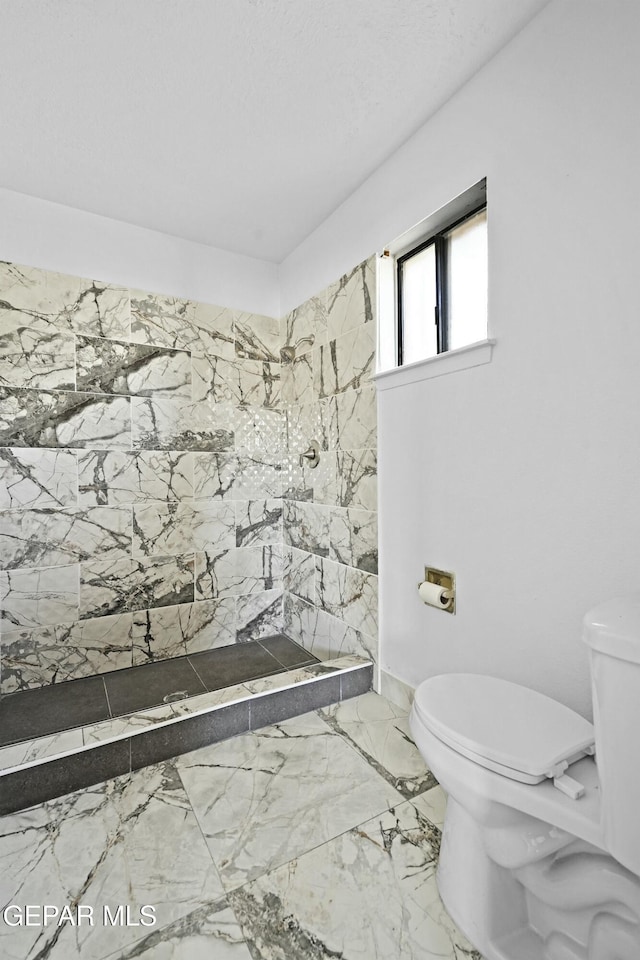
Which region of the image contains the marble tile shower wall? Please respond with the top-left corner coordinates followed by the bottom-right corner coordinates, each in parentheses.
top-left (281, 258), bottom-right (378, 667)
top-left (0, 261), bottom-right (285, 694)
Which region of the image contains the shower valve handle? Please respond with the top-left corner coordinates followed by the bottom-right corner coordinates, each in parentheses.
top-left (299, 443), bottom-right (320, 469)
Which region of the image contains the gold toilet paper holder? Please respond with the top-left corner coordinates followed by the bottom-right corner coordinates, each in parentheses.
top-left (418, 566), bottom-right (456, 614)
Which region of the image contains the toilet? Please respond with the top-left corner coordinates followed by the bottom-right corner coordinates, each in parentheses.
top-left (409, 595), bottom-right (640, 960)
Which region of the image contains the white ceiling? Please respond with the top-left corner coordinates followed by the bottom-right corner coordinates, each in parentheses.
top-left (1, 0), bottom-right (549, 263)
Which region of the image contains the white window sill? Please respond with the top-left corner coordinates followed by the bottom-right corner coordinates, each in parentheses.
top-left (373, 339), bottom-right (495, 391)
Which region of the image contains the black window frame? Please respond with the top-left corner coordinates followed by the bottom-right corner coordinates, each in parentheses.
top-left (396, 202), bottom-right (487, 367)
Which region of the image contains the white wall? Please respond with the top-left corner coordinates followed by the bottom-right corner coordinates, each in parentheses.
top-left (0, 187), bottom-right (280, 316)
top-left (283, 0), bottom-right (640, 718)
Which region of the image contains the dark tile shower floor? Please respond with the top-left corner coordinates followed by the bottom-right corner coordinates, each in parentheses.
top-left (0, 635), bottom-right (319, 748)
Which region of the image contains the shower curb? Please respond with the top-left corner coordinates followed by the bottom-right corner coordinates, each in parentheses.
top-left (0, 657), bottom-right (372, 816)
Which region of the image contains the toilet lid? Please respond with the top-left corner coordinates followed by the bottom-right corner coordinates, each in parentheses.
top-left (413, 674), bottom-right (595, 783)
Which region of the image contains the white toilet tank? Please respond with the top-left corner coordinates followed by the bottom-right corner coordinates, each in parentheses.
top-left (583, 594), bottom-right (640, 876)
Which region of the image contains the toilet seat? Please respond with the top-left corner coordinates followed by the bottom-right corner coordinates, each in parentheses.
top-left (413, 674), bottom-right (595, 786)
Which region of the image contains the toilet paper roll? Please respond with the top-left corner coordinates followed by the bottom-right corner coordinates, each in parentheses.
top-left (418, 580), bottom-right (452, 608)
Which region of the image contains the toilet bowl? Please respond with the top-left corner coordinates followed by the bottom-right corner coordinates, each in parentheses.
top-left (409, 595), bottom-right (640, 960)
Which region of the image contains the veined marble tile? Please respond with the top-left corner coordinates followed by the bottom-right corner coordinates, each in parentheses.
top-left (80, 555), bottom-right (194, 619)
top-left (242, 666), bottom-right (318, 696)
top-left (76, 336), bottom-right (191, 398)
top-left (80, 703), bottom-right (177, 747)
top-left (228, 793), bottom-right (480, 960)
top-left (321, 692), bottom-right (437, 800)
top-left (235, 589), bottom-right (283, 641)
top-left (193, 454), bottom-right (282, 502)
top-left (283, 546), bottom-right (315, 604)
top-left (0, 448), bottom-right (77, 509)
top-left (0, 564), bottom-right (79, 631)
top-left (181, 499), bottom-right (236, 553)
top-left (234, 311), bottom-right (281, 363)
top-left (283, 593), bottom-right (377, 663)
top-left (81, 686), bottom-right (253, 748)
top-left (283, 294), bottom-right (328, 356)
top-left (131, 293), bottom-right (238, 360)
top-left (313, 322), bottom-right (376, 400)
top-left (192, 354), bottom-right (243, 404)
top-left (170, 682), bottom-right (252, 717)
top-left (334, 448), bottom-right (377, 511)
top-left (316, 557), bottom-right (378, 637)
top-left (176, 710), bottom-right (403, 892)
top-left (323, 383), bottom-right (377, 451)
top-left (380, 670), bottom-right (416, 714)
top-left (0, 504), bottom-right (131, 569)
top-left (73, 280), bottom-right (132, 341)
top-left (0, 262), bottom-right (130, 340)
top-left (82, 703), bottom-right (181, 744)
top-left (280, 352), bottom-right (313, 405)
top-left (131, 598), bottom-right (236, 664)
top-left (329, 506), bottom-right (378, 573)
top-left (281, 454), bottom-right (313, 503)
top-left (190, 301), bottom-right (236, 359)
top-left (238, 360), bottom-right (281, 409)
top-left (241, 659), bottom-right (359, 697)
top-left (306, 450), bottom-right (335, 506)
top-left (0, 387), bottom-right (131, 449)
top-left (132, 396), bottom-right (233, 452)
top-left (195, 545), bottom-right (283, 601)
top-left (192, 452), bottom-right (237, 500)
top-left (238, 455), bottom-right (282, 500)
top-left (0, 324), bottom-right (75, 391)
top-left (78, 450), bottom-right (193, 506)
top-left (325, 256), bottom-right (376, 341)
top-left (130, 291), bottom-right (199, 351)
top-left (0, 613), bottom-right (133, 693)
top-left (285, 399), bottom-right (324, 454)
top-left (102, 900), bottom-right (253, 960)
top-left (131, 291), bottom-right (235, 360)
top-left (132, 500), bottom-right (234, 559)
top-left (283, 499), bottom-right (329, 557)
top-left (0, 729), bottom-right (83, 774)
top-left (235, 500), bottom-right (282, 547)
top-left (234, 405), bottom-right (284, 457)
top-left (0, 762), bottom-right (225, 960)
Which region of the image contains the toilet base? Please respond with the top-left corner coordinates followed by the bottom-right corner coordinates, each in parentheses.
top-left (436, 796), bottom-right (640, 960)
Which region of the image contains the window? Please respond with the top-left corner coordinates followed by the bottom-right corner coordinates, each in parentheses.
top-left (397, 204), bottom-right (487, 366)
top-left (375, 179), bottom-right (491, 383)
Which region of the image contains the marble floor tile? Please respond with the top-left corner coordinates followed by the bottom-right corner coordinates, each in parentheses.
top-left (102, 900), bottom-right (253, 959)
top-left (320, 692), bottom-right (438, 800)
top-left (0, 762), bottom-right (225, 960)
top-left (229, 792), bottom-right (480, 960)
top-left (176, 710), bottom-right (404, 892)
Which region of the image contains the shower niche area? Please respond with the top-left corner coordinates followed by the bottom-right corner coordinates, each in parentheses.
top-left (0, 257), bottom-right (378, 813)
